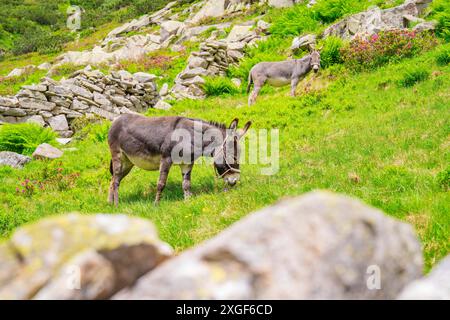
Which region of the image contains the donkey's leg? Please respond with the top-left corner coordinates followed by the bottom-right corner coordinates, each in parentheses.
top-left (290, 77), bottom-right (300, 97)
top-left (248, 79), bottom-right (264, 106)
top-left (154, 157), bottom-right (172, 205)
top-left (180, 164), bottom-right (194, 199)
top-left (109, 153), bottom-right (133, 206)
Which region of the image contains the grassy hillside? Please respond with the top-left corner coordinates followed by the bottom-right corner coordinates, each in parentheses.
top-left (0, 44), bottom-right (448, 271)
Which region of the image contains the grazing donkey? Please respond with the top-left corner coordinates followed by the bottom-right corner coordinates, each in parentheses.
top-left (247, 50), bottom-right (321, 105)
top-left (107, 114), bottom-right (252, 206)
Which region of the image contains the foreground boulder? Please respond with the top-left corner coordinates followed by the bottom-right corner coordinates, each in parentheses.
top-left (397, 255), bottom-right (450, 299)
top-left (114, 191), bottom-right (422, 299)
top-left (0, 214), bottom-right (172, 299)
top-left (0, 151), bottom-right (31, 169)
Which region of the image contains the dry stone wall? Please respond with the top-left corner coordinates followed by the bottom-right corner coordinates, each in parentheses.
top-left (0, 67), bottom-right (159, 136)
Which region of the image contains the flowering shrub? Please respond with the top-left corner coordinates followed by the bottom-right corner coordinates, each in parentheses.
top-left (16, 162), bottom-right (80, 196)
top-left (340, 30), bottom-right (438, 71)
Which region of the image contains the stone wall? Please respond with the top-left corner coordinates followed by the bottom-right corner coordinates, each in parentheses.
top-left (170, 22), bottom-right (269, 99)
top-left (0, 67), bottom-right (159, 136)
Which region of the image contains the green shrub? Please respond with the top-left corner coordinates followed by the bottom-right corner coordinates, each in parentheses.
top-left (429, 0), bottom-right (450, 42)
top-left (341, 30), bottom-right (438, 71)
top-left (12, 29), bottom-right (74, 55)
top-left (436, 46), bottom-right (450, 65)
top-left (204, 77), bottom-right (239, 96)
top-left (318, 36), bottom-right (344, 68)
top-left (0, 123), bottom-right (57, 155)
top-left (397, 66), bottom-right (430, 87)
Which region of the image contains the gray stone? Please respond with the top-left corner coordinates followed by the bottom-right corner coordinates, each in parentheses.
top-left (67, 84), bottom-right (94, 99)
top-left (188, 55), bottom-right (209, 69)
top-left (268, 0), bottom-right (294, 8)
top-left (47, 85), bottom-right (73, 98)
top-left (93, 92), bottom-right (112, 106)
top-left (90, 106), bottom-right (118, 121)
top-left (398, 255), bottom-right (450, 300)
top-left (133, 72), bottom-right (157, 83)
top-left (18, 98), bottom-right (56, 111)
top-left (0, 97), bottom-right (19, 108)
top-left (153, 100), bottom-right (172, 110)
top-left (32, 143), bottom-right (63, 160)
top-left (56, 138), bottom-right (72, 145)
top-left (79, 80), bottom-right (103, 93)
top-left (71, 99), bottom-right (89, 111)
top-left (0, 151), bottom-right (31, 169)
top-left (48, 115), bottom-right (69, 131)
top-left (22, 84), bottom-right (47, 92)
top-left (231, 78), bottom-right (242, 88)
top-left (113, 191), bottom-right (423, 300)
top-left (37, 62), bottom-right (52, 71)
top-left (291, 34), bottom-right (317, 51)
top-left (160, 20), bottom-right (185, 41)
top-left (412, 21), bottom-right (436, 32)
top-left (3, 108), bottom-right (27, 117)
top-left (159, 83), bottom-right (169, 96)
top-left (26, 115), bottom-right (46, 127)
top-left (180, 67), bottom-right (207, 79)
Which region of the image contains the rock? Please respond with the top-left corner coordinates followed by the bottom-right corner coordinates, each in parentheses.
top-left (231, 78), bottom-right (242, 88)
top-left (188, 55), bottom-right (209, 69)
top-left (67, 84), bottom-right (94, 99)
top-left (18, 98), bottom-right (56, 111)
top-left (22, 84), bottom-right (47, 92)
top-left (71, 99), bottom-right (89, 111)
top-left (56, 138), bottom-right (72, 145)
top-left (114, 191), bottom-right (422, 300)
top-left (26, 115), bottom-right (46, 127)
top-left (160, 20), bottom-right (185, 42)
top-left (32, 143), bottom-right (63, 160)
top-left (322, 1), bottom-right (431, 39)
top-left (189, 0), bottom-right (227, 25)
top-left (268, 0), bottom-right (295, 8)
top-left (0, 97), bottom-right (19, 108)
top-left (93, 92), bottom-right (112, 107)
top-left (182, 75), bottom-right (206, 86)
top-left (37, 62), bottom-right (52, 71)
top-left (0, 151), bottom-right (31, 169)
top-left (79, 80), bottom-right (103, 93)
top-left (48, 115), bottom-right (69, 131)
top-left (227, 41), bottom-right (246, 51)
top-left (227, 50), bottom-right (244, 60)
top-left (412, 21), bottom-right (436, 32)
top-left (256, 19), bottom-right (270, 32)
top-left (159, 83), bottom-right (169, 96)
top-left (153, 100), bottom-right (172, 110)
top-left (0, 214), bottom-right (172, 299)
top-left (291, 34), bottom-right (317, 51)
top-left (3, 108), bottom-right (27, 117)
top-left (397, 255), bottom-right (450, 300)
top-left (133, 72), bottom-right (157, 83)
top-left (7, 68), bottom-right (25, 77)
top-left (226, 25), bottom-right (253, 43)
top-left (180, 67), bottom-right (207, 79)
top-left (90, 106), bottom-right (118, 121)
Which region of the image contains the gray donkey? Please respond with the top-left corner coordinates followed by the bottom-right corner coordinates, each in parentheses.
top-left (107, 114), bottom-right (252, 206)
top-left (247, 50), bottom-right (321, 105)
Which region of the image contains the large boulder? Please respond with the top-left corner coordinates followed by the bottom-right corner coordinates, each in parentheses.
top-left (0, 151), bottom-right (31, 169)
top-left (323, 0), bottom-right (433, 39)
top-left (114, 191), bottom-right (423, 299)
top-left (160, 20), bottom-right (185, 42)
top-left (0, 214), bottom-right (173, 299)
top-left (398, 255), bottom-right (450, 300)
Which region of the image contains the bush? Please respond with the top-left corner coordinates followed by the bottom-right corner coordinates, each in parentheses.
top-left (429, 0), bottom-right (450, 42)
top-left (318, 36), bottom-right (344, 68)
top-left (12, 29), bottom-right (74, 55)
top-left (204, 77), bottom-right (239, 96)
top-left (397, 66), bottom-right (430, 87)
top-left (340, 30), bottom-right (438, 71)
top-left (436, 46), bottom-right (450, 65)
top-left (0, 123), bottom-right (57, 155)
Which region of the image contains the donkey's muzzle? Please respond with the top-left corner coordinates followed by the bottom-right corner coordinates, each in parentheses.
top-left (224, 173), bottom-right (240, 186)
top-left (313, 65), bottom-right (319, 73)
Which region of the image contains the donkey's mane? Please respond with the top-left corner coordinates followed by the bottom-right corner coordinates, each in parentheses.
top-left (188, 118), bottom-right (227, 130)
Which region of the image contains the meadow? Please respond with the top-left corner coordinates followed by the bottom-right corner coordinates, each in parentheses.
top-left (0, 43), bottom-right (448, 271)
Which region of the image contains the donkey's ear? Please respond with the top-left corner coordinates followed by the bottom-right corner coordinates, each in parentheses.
top-left (237, 121), bottom-right (252, 139)
top-left (229, 118), bottom-right (239, 131)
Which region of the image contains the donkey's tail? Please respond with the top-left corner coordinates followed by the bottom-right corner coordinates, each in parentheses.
top-left (246, 72), bottom-right (253, 93)
top-left (109, 159), bottom-right (113, 175)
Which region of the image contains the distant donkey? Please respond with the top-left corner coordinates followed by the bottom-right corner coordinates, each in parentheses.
top-left (107, 114), bottom-right (252, 206)
top-left (247, 50), bottom-right (321, 106)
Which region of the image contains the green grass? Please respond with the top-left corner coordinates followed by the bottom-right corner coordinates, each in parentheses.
top-left (0, 46), bottom-right (448, 271)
